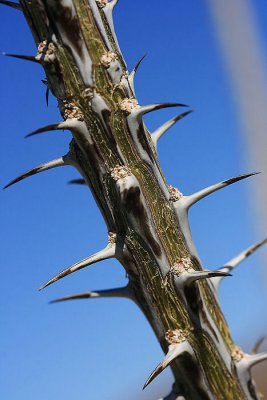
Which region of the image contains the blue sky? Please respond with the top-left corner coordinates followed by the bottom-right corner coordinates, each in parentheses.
top-left (1, 1), bottom-right (267, 399)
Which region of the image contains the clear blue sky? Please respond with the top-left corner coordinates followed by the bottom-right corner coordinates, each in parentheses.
top-left (1, 1), bottom-right (267, 399)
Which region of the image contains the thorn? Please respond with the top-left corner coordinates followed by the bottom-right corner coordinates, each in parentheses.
top-left (25, 122), bottom-right (69, 138)
top-left (128, 55), bottom-right (146, 90)
top-left (178, 269), bottom-right (231, 287)
top-left (41, 79), bottom-right (50, 106)
top-left (143, 343), bottom-right (186, 390)
top-left (39, 244), bottom-right (115, 290)
top-left (45, 87), bottom-right (49, 106)
top-left (151, 110), bottom-right (193, 147)
top-left (180, 172), bottom-right (259, 210)
top-left (3, 157), bottom-right (67, 189)
top-left (212, 238), bottom-right (267, 293)
top-left (108, 0), bottom-right (119, 10)
top-left (252, 336), bottom-right (266, 354)
top-left (0, 1), bottom-right (22, 10)
top-left (50, 286), bottom-right (132, 304)
top-left (0, 52), bottom-right (39, 63)
top-left (224, 238), bottom-right (267, 271)
top-left (68, 179), bottom-right (86, 185)
top-left (245, 353), bottom-right (267, 370)
top-left (134, 103), bottom-right (189, 119)
top-left (170, 259), bottom-right (231, 291)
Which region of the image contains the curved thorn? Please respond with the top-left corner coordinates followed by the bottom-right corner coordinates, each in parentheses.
top-left (128, 54), bottom-right (146, 90)
top-left (1, 52), bottom-right (39, 63)
top-left (0, 1), bottom-right (22, 10)
top-left (134, 103), bottom-right (189, 119)
top-left (212, 238), bottom-right (267, 293)
top-left (68, 179), bottom-right (86, 185)
top-left (25, 122), bottom-right (70, 138)
top-left (245, 353), bottom-right (267, 370)
top-left (50, 286), bottom-right (132, 304)
top-left (224, 238), bottom-right (267, 270)
top-left (3, 157), bottom-right (67, 189)
top-left (181, 270), bottom-right (231, 286)
top-left (252, 336), bottom-right (266, 354)
top-left (39, 245), bottom-right (115, 290)
top-left (151, 110), bottom-right (193, 146)
top-left (181, 172), bottom-right (260, 210)
top-left (143, 344), bottom-right (185, 390)
top-left (109, 0), bottom-right (119, 9)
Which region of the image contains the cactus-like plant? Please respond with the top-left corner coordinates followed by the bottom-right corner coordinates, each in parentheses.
top-left (1, 1), bottom-right (267, 399)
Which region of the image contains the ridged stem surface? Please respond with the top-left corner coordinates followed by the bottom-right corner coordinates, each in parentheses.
top-left (17, 1), bottom-right (262, 399)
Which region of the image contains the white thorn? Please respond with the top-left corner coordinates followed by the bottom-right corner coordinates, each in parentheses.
top-left (39, 244), bottom-right (116, 290)
top-left (212, 238), bottom-right (267, 293)
top-left (133, 103), bottom-right (188, 119)
top-left (151, 110), bottom-right (193, 149)
top-left (143, 339), bottom-right (193, 390)
top-left (108, 0), bottom-right (119, 11)
top-left (1, 52), bottom-right (39, 63)
top-left (143, 343), bottom-right (185, 389)
top-left (4, 157), bottom-right (67, 189)
top-left (179, 172), bottom-right (259, 211)
top-left (128, 55), bottom-right (146, 93)
top-left (240, 353), bottom-right (267, 370)
top-left (25, 121), bottom-right (72, 138)
top-left (50, 285), bottom-right (134, 303)
top-left (224, 238), bottom-right (267, 271)
top-left (180, 269), bottom-right (230, 286)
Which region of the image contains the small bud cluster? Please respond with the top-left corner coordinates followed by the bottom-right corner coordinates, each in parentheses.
top-left (108, 232), bottom-right (117, 245)
top-left (83, 88), bottom-right (94, 100)
top-left (111, 165), bottom-right (132, 181)
top-left (170, 257), bottom-right (193, 275)
top-left (63, 101), bottom-right (84, 121)
top-left (36, 40), bottom-right (56, 61)
top-left (96, 0), bottom-right (108, 8)
top-left (101, 51), bottom-right (117, 68)
top-left (169, 185), bottom-right (183, 202)
top-left (165, 329), bottom-right (188, 345)
top-left (231, 346), bottom-right (245, 362)
top-left (120, 98), bottom-right (139, 113)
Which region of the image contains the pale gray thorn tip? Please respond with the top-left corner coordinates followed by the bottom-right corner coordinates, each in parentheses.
top-left (39, 244), bottom-right (115, 290)
top-left (223, 238), bottom-right (267, 270)
top-left (128, 54), bottom-right (146, 91)
top-left (212, 237), bottom-right (267, 293)
top-left (134, 103), bottom-right (189, 119)
top-left (151, 110), bottom-right (193, 147)
top-left (50, 286), bottom-right (132, 304)
top-left (143, 344), bottom-right (183, 390)
top-left (181, 172), bottom-right (260, 210)
top-left (251, 336), bottom-right (266, 354)
top-left (25, 121), bottom-right (70, 138)
top-left (3, 157), bottom-right (67, 189)
top-left (0, 1), bottom-right (22, 10)
top-left (0, 52), bottom-right (39, 63)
